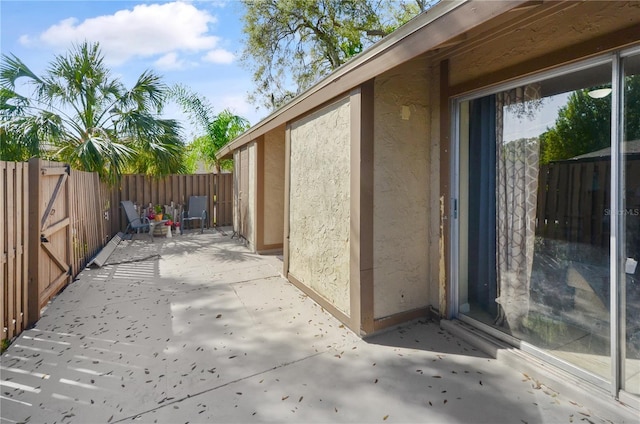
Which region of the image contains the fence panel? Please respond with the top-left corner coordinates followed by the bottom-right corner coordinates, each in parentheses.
top-left (69, 170), bottom-right (108, 275)
top-left (3, 164), bottom-right (233, 343)
top-left (216, 174), bottom-right (233, 226)
top-left (1, 161), bottom-right (29, 341)
top-left (112, 173), bottom-right (231, 231)
top-left (536, 158), bottom-right (611, 249)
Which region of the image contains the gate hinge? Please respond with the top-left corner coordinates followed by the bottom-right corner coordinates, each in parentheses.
top-left (64, 164), bottom-right (71, 175)
top-left (40, 234), bottom-right (49, 243)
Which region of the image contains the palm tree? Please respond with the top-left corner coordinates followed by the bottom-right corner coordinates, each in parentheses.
top-left (171, 84), bottom-right (249, 173)
top-left (204, 109), bottom-right (250, 173)
top-left (0, 41), bottom-right (185, 182)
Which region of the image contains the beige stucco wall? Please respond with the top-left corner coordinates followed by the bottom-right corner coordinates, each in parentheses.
top-left (289, 97), bottom-right (351, 315)
top-left (263, 127), bottom-right (285, 247)
top-left (373, 58), bottom-right (432, 319)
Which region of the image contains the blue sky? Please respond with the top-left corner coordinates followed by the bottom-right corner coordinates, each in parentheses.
top-left (0, 0), bottom-right (266, 139)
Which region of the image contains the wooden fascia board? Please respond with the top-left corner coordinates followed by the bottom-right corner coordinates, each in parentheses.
top-left (216, 0), bottom-right (527, 160)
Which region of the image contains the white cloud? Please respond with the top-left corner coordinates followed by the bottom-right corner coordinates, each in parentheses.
top-left (18, 34), bottom-right (33, 45)
top-left (155, 52), bottom-right (191, 70)
top-left (31, 2), bottom-right (221, 65)
top-left (202, 49), bottom-right (235, 64)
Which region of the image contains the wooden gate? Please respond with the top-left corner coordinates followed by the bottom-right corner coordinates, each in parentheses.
top-left (28, 159), bottom-right (72, 324)
top-left (215, 173), bottom-right (233, 227)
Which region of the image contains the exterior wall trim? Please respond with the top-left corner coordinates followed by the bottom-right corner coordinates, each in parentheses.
top-left (217, 0), bottom-right (526, 159)
top-left (349, 82), bottom-right (375, 335)
top-left (256, 136), bottom-right (265, 251)
top-left (256, 244), bottom-right (283, 254)
top-left (287, 273), bottom-right (352, 328)
top-left (439, 59), bottom-right (451, 317)
top-left (372, 307), bottom-right (431, 333)
top-left (283, 125), bottom-right (291, 277)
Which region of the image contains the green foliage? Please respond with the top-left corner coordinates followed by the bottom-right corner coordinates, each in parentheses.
top-left (1, 338), bottom-right (9, 353)
top-left (0, 42), bottom-right (185, 182)
top-left (171, 84), bottom-right (249, 172)
top-left (240, 0), bottom-right (437, 110)
top-left (540, 75), bottom-right (640, 164)
top-left (540, 89), bottom-right (611, 164)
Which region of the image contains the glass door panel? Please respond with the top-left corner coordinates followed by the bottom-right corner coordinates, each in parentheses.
top-left (459, 62), bottom-right (613, 381)
top-left (623, 53), bottom-right (640, 396)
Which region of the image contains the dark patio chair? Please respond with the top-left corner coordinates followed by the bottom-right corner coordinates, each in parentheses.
top-left (181, 196), bottom-right (208, 234)
top-left (121, 200), bottom-right (151, 237)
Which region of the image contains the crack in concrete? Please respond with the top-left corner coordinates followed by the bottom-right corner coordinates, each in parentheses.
top-left (112, 351), bottom-right (326, 423)
top-left (104, 254), bottom-right (161, 266)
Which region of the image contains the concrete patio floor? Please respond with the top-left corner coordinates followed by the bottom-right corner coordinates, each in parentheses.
top-left (1, 228), bottom-right (637, 423)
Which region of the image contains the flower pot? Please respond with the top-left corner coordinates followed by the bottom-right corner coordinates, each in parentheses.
top-left (154, 214), bottom-right (163, 221)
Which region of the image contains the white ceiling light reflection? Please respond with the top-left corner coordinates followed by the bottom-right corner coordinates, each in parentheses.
top-left (587, 88), bottom-right (612, 98)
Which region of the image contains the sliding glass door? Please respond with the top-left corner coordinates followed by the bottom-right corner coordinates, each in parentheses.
top-left (623, 52), bottom-right (640, 397)
top-left (456, 58), bottom-right (626, 387)
top-left (456, 49), bottom-right (640, 399)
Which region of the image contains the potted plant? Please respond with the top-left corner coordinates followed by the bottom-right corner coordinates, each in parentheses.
top-left (153, 204), bottom-right (163, 221)
top-left (162, 213), bottom-right (181, 233)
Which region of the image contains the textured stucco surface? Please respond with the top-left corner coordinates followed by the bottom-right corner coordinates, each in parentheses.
top-left (289, 97), bottom-right (351, 315)
top-left (373, 59), bottom-right (431, 319)
top-left (263, 127), bottom-right (285, 247)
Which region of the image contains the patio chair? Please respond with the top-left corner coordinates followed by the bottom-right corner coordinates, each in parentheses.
top-left (121, 200), bottom-right (151, 237)
top-left (181, 196), bottom-right (208, 234)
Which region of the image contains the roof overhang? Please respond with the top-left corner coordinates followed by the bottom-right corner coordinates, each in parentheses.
top-left (217, 0), bottom-right (530, 160)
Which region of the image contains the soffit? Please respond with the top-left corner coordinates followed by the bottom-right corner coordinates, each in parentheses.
top-left (439, 0), bottom-right (640, 92)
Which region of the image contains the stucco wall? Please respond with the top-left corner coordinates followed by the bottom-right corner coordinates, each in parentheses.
top-left (373, 59), bottom-right (431, 319)
top-left (263, 127), bottom-right (285, 247)
top-left (289, 97), bottom-right (351, 315)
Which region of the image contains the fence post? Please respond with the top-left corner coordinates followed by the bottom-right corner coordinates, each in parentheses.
top-left (27, 158), bottom-right (41, 327)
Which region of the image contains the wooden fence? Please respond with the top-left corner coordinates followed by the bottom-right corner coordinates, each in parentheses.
top-left (536, 156), bottom-right (640, 248)
top-left (69, 169), bottom-right (110, 275)
top-left (536, 158), bottom-right (611, 247)
top-left (2, 159), bottom-right (234, 344)
top-left (1, 159), bottom-right (98, 340)
top-left (1, 161), bottom-right (29, 341)
top-left (106, 173), bottom-right (233, 235)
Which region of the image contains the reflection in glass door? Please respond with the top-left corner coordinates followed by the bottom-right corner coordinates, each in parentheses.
top-left (623, 53), bottom-right (640, 397)
top-left (458, 62), bottom-right (614, 382)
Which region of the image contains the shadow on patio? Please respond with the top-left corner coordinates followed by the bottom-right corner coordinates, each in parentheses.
top-left (1, 230), bottom-right (635, 423)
